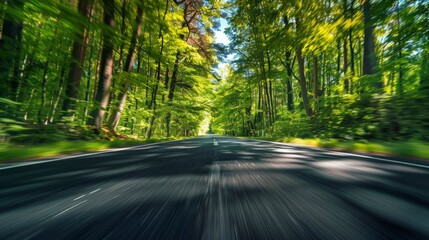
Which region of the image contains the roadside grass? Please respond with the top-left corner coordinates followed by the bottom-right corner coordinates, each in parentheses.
top-left (0, 138), bottom-right (176, 163)
top-left (251, 137), bottom-right (429, 160)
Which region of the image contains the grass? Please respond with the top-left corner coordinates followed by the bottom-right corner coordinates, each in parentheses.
top-left (0, 138), bottom-right (176, 163)
top-left (250, 137), bottom-right (429, 160)
top-left (2, 135), bottom-right (428, 163)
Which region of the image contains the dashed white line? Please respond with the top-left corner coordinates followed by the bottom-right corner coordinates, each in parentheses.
top-left (89, 188), bottom-right (101, 194)
top-left (73, 194), bottom-right (86, 201)
top-left (52, 200), bottom-right (87, 218)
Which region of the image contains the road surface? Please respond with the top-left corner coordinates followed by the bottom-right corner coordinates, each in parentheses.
top-left (0, 136), bottom-right (429, 239)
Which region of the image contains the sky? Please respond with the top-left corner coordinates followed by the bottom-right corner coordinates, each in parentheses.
top-left (214, 18), bottom-right (230, 46)
top-left (213, 18), bottom-right (232, 78)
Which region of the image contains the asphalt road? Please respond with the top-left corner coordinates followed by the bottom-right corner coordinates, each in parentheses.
top-left (1, 136), bottom-right (429, 240)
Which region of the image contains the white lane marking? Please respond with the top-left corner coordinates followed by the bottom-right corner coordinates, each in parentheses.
top-left (73, 194), bottom-right (86, 201)
top-left (0, 139), bottom-right (188, 171)
top-left (89, 188), bottom-right (101, 194)
top-left (207, 163), bottom-right (221, 194)
top-left (253, 139), bottom-right (429, 170)
top-left (52, 200), bottom-right (87, 218)
top-left (205, 162), bottom-right (229, 239)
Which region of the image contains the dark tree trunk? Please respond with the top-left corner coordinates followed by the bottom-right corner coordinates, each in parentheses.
top-left (344, 38), bottom-right (349, 93)
top-left (285, 51), bottom-right (294, 111)
top-left (38, 60), bottom-right (50, 124)
top-left (313, 55), bottom-right (319, 100)
top-left (90, 0), bottom-right (115, 129)
top-left (420, 50), bottom-right (429, 93)
top-left (336, 39), bottom-right (341, 73)
top-left (146, 33), bottom-right (165, 139)
top-left (283, 17), bottom-right (294, 112)
top-left (296, 48), bottom-right (314, 117)
top-left (349, 0), bottom-right (355, 80)
top-left (397, 44), bottom-right (404, 95)
top-left (0, 0), bottom-right (24, 100)
top-left (295, 17), bottom-right (313, 117)
top-left (108, 5), bottom-right (143, 131)
top-left (62, 0), bottom-right (94, 115)
top-left (116, 0), bottom-right (128, 72)
top-left (11, 10), bottom-right (23, 102)
top-left (363, 0), bottom-right (382, 91)
top-left (166, 51), bottom-right (180, 138)
top-left (83, 29), bottom-right (98, 121)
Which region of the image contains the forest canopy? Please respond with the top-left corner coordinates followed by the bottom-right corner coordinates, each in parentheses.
top-left (0, 0), bottom-right (428, 143)
top-left (212, 0), bottom-right (429, 141)
top-left (0, 0), bottom-right (221, 141)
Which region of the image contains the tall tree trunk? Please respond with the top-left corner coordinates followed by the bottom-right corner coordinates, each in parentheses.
top-left (116, 0), bottom-right (128, 72)
top-left (295, 17), bottom-right (313, 117)
top-left (261, 59), bottom-right (272, 126)
top-left (395, 5), bottom-right (404, 96)
top-left (285, 51), bottom-right (295, 111)
top-left (296, 48), bottom-right (314, 117)
top-left (166, 51), bottom-right (180, 138)
top-left (93, 37), bottom-right (103, 99)
top-left (83, 29), bottom-right (98, 122)
top-left (349, 30), bottom-right (354, 93)
top-left (420, 49), bottom-right (429, 93)
top-left (146, 33), bottom-right (165, 139)
top-left (62, 0), bottom-right (94, 115)
top-left (343, 38), bottom-right (349, 93)
top-left (349, 0), bottom-right (355, 83)
top-left (0, 0), bottom-right (24, 100)
top-left (11, 8), bottom-right (23, 102)
top-left (108, 5), bottom-right (143, 131)
top-left (49, 65), bottom-right (67, 123)
top-left (362, 0), bottom-right (382, 91)
top-left (336, 39), bottom-right (341, 73)
top-left (283, 16), bottom-right (294, 112)
top-left (264, 42), bottom-right (275, 124)
top-left (89, 0), bottom-right (115, 129)
top-left (313, 55), bottom-right (319, 100)
top-left (397, 44), bottom-right (404, 95)
top-left (38, 60), bottom-right (50, 124)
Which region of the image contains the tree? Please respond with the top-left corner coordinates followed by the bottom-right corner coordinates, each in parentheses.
top-left (108, 4), bottom-right (143, 131)
top-left (90, 0), bottom-right (115, 129)
top-left (0, 0), bottom-right (24, 101)
top-left (61, 0), bottom-right (94, 116)
top-left (362, 0), bottom-right (383, 92)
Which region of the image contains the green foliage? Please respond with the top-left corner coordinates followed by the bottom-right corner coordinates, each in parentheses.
top-left (1, 0), bottom-right (428, 163)
top-left (214, 0), bottom-right (429, 147)
top-left (272, 109), bottom-right (312, 138)
top-left (249, 137), bottom-right (429, 160)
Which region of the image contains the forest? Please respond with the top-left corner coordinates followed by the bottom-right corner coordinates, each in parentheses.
top-left (213, 0), bottom-right (429, 142)
top-left (0, 0), bottom-right (428, 153)
top-left (0, 0), bottom-right (220, 143)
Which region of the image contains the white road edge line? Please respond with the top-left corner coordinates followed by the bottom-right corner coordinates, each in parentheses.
top-left (0, 139), bottom-right (187, 171)
top-left (253, 139), bottom-right (429, 170)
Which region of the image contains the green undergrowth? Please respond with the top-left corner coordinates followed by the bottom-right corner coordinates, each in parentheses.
top-left (250, 137), bottom-right (429, 160)
top-left (0, 138), bottom-right (176, 163)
